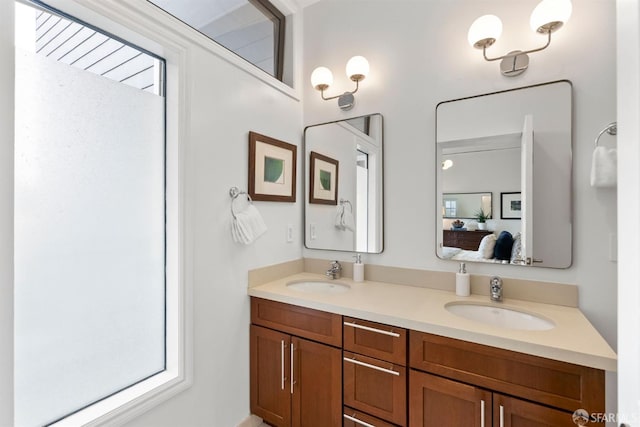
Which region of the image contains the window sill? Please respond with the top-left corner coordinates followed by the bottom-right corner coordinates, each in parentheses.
top-left (53, 370), bottom-right (191, 427)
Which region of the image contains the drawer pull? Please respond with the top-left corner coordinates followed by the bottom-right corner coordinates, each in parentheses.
top-left (344, 413), bottom-right (376, 427)
top-left (499, 404), bottom-right (504, 427)
top-left (480, 399), bottom-right (485, 427)
top-left (343, 356), bottom-right (400, 376)
top-left (280, 340), bottom-right (285, 391)
top-left (344, 321), bottom-right (400, 337)
top-left (290, 343), bottom-right (295, 394)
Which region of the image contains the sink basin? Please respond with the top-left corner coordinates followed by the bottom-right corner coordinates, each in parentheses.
top-left (286, 280), bottom-right (351, 294)
top-left (445, 302), bottom-right (555, 331)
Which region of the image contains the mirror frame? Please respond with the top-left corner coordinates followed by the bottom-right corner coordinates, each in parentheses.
top-left (435, 80), bottom-right (573, 268)
top-left (303, 113), bottom-right (384, 253)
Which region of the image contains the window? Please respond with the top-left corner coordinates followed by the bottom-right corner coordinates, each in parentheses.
top-left (147, 0), bottom-right (285, 81)
top-left (444, 200), bottom-right (457, 217)
top-left (14, 1), bottom-right (169, 425)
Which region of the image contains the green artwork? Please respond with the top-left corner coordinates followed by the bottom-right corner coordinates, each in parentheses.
top-left (264, 156), bottom-right (284, 183)
top-left (320, 169), bottom-right (331, 190)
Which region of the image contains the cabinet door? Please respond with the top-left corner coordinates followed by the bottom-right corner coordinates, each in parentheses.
top-left (291, 336), bottom-right (342, 427)
top-left (250, 325), bottom-right (291, 427)
top-left (409, 370), bottom-right (491, 427)
top-left (494, 394), bottom-right (578, 427)
top-left (344, 351), bottom-right (407, 426)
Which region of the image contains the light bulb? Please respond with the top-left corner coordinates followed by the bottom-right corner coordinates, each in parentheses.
top-left (310, 66), bottom-right (333, 91)
top-left (442, 159), bottom-right (454, 170)
top-left (530, 0), bottom-right (572, 33)
top-left (346, 56), bottom-right (369, 82)
top-left (468, 14), bottom-right (503, 48)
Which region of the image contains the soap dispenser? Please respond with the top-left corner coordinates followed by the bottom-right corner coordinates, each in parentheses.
top-left (455, 262), bottom-right (470, 296)
top-left (353, 253), bottom-right (364, 282)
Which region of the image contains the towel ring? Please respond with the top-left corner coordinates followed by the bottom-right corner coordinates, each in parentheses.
top-left (229, 186), bottom-right (252, 219)
top-left (339, 198), bottom-right (352, 212)
top-left (594, 122), bottom-right (617, 147)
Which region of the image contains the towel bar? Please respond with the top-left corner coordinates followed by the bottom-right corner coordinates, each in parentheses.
top-left (229, 186), bottom-right (252, 219)
top-left (594, 122), bottom-right (617, 147)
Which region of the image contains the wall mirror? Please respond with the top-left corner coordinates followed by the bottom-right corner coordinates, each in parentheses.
top-left (436, 81), bottom-right (572, 268)
top-left (443, 192), bottom-right (492, 219)
top-left (304, 114), bottom-right (384, 253)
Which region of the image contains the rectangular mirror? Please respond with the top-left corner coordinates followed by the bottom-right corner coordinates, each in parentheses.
top-left (443, 192), bottom-right (492, 219)
top-left (436, 81), bottom-right (572, 268)
top-left (304, 114), bottom-right (384, 253)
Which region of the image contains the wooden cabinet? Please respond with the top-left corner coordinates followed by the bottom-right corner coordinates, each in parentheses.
top-left (409, 370), bottom-right (491, 427)
top-left (443, 230), bottom-right (492, 250)
top-left (343, 317), bottom-right (407, 426)
top-left (250, 298), bottom-right (606, 427)
top-left (494, 393), bottom-right (577, 427)
top-left (250, 298), bottom-right (342, 427)
top-left (409, 331), bottom-right (605, 427)
top-left (410, 371), bottom-right (576, 427)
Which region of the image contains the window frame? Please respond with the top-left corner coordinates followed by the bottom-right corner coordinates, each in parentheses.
top-left (17, 0), bottom-right (192, 425)
top-left (147, 0), bottom-right (287, 82)
top-left (249, 0), bottom-right (286, 81)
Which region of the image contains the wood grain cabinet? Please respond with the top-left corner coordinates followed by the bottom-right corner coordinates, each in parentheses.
top-left (410, 371), bottom-right (576, 427)
top-left (250, 298), bottom-right (342, 427)
top-left (409, 331), bottom-right (606, 427)
top-left (250, 298), bottom-right (607, 427)
top-left (343, 317), bottom-right (408, 426)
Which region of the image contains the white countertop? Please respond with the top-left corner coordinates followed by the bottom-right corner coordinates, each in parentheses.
top-left (248, 272), bottom-right (617, 372)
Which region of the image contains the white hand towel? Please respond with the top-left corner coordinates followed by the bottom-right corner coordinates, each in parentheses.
top-left (590, 146), bottom-right (617, 188)
top-left (341, 208), bottom-right (356, 232)
top-left (232, 204), bottom-right (267, 244)
top-left (334, 205), bottom-right (345, 230)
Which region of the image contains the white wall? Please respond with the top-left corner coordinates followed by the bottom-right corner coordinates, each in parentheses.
top-left (0, 1), bottom-right (14, 425)
top-left (442, 148), bottom-right (522, 236)
top-left (303, 0), bottom-right (617, 409)
top-left (616, 0), bottom-right (640, 424)
top-left (303, 0), bottom-right (617, 344)
top-left (121, 12), bottom-right (304, 427)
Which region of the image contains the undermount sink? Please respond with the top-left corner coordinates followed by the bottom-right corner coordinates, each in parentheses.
top-left (445, 301), bottom-right (555, 331)
top-left (286, 280), bottom-right (351, 294)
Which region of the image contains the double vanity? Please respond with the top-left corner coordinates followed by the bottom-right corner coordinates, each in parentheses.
top-left (248, 268), bottom-right (616, 427)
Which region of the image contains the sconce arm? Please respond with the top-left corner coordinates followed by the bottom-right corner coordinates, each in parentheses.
top-left (482, 31), bottom-right (552, 62)
top-left (320, 80), bottom-right (360, 100)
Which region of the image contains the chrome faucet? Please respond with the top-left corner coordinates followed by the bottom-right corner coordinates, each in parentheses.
top-left (490, 276), bottom-right (503, 302)
top-left (326, 260), bottom-right (342, 280)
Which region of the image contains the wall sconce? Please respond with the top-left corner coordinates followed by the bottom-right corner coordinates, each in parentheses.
top-left (468, 0), bottom-right (572, 76)
top-left (310, 56), bottom-right (369, 110)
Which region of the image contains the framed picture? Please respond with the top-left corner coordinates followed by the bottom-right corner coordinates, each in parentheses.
top-left (309, 151), bottom-right (339, 205)
top-left (501, 192), bottom-right (522, 219)
top-left (248, 131), bottom-right (297, 202)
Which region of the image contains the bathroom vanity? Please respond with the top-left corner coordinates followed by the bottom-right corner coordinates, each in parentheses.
top-left (248, 272), bottom-right (615, 427)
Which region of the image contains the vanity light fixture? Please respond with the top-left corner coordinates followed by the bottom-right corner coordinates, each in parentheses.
top-left (310, 56), bottom-right (369, 110)
top-left (468, 0), bottom-right (572, 76)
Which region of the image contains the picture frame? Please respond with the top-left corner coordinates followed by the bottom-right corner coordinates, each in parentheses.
top-left (309, 151), bottom-right (339, 205)
top-left (248, 131), bottom-right (297, 202)
top-left (501, 192), bottom-right (522, 219)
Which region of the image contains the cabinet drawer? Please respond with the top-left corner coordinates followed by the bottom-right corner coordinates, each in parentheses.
top-left (343, 317), bottom-right (407, 365)
top-left (251, 297), bottom-right (342, 347)
top-left (343, 351), bottom-right (407, 426)
top-left (344, 407), bottom-right (399, 427)
top-left (409, 331), bottom-right (605, 414)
